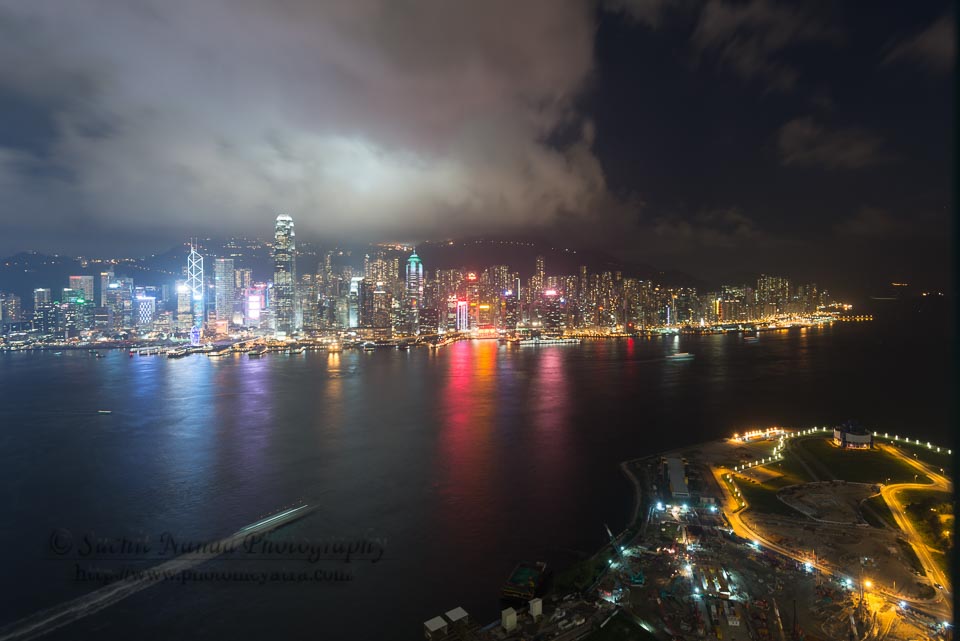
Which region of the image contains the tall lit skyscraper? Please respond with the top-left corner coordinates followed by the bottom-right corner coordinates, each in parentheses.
top-left (404, 250), bottom-right (423, 335)
top-left (69, 275), bottom-right (95, 303)
top-left (175, 280), bottom-right (193, 330)
top-left (272, 214), bottom-right (299, 335)
top-left (99, 270), bottom-right (114, 306)
top-left (214, 258), bottom-right (235, 322)
top-left (187, 244), bottom-right (204, 344)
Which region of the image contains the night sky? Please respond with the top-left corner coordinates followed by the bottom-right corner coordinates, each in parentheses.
top-left (0, 1), bottom-right (954, 292)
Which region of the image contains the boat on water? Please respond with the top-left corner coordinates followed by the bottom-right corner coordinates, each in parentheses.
top-left (248, 347), bottom-right (267, 358)
top-left (97, 410), bottom-right (112, 415)
top-left (666, 352), bottom-right (694, 361)
top-left (326, 344), bottom-right (342, 353)
top-left (167, 348), bottom-right (189, 358)
top-left (207, 349), bottom-right (232, 357)
top-left (361, 342), bottom-right (377, 351)
top-left (396, 344), bottom-right (410, 351)
top-left (288, 346), bottom-right (305, 354)
top-left (743, 335), bottom-right (759, 343)
top-left (516, 336), bottom-right (581, 346)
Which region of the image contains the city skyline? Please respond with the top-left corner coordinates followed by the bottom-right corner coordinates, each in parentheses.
top-left (1, 211), bottom-right (892, 340)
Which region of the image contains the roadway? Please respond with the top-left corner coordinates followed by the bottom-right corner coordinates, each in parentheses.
top-left (876, 443), bottom-right (952, 599)
top-left (710, 451), bottom-right (953, 624)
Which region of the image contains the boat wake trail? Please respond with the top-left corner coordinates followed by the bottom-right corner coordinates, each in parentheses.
top-left (0, 505), bottom-right (314, 641)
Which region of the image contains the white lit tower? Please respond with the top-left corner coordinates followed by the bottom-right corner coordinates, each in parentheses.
top-left (187, 244), bottom-right (204, 345)
top-left (405, 250), bottom-right (423, 335)
top-left (272, 214), bottom-right (300, 335)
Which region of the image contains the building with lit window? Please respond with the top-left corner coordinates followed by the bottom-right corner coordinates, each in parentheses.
top-left (136, 296), bottom-right (156, 327)
top-left (214, 258), bottom-right (235, 322)
top-left (833, 421), bottom-right (873, 449)
top-left (404, 250), bottom-right (423, 335)
top-left (272, 214), bottom-right (299, 335)
top-left (69, 276), bottom-right (95, 303)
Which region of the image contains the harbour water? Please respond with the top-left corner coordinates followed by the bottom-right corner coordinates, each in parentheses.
top-left (0, 318), bottom-right (951, 639)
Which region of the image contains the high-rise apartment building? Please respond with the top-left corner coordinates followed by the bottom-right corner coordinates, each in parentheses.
top-left (0, 292), bottom-right (22, 324)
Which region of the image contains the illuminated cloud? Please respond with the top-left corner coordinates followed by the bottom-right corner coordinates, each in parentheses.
top-left (0, 1), bottom-right (606, 243)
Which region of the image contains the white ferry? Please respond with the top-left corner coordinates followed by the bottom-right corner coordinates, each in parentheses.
top-left (517, 336), bottom-right (581, 346)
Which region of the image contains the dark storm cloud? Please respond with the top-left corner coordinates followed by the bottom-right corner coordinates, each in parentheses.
top-left (651, 208), bottom-right (771, 250)
top-left (602, 0), bottom-right (677, 28)
top-left (834, 207), bottom-right (946, 240)
top-left (883, 10), bottom-right (956, 72)
top-left (777, 117), bottom-right (888, 170)
top-left (690, 0), bottom-right (839, 92)
top-left (0, 1), bottom-right (609, 244)
top-left (833, 208), bottom-right (902, 238)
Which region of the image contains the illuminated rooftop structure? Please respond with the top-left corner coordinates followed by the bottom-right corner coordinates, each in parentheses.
top-left (833, 420), bottom-right (873, 449)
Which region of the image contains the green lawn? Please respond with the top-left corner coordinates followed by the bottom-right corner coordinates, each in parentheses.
top-left (896, 537), bottom-right (925, 575)
top-left (738, 480), bottom-right (803, 517)
top-left (861, 494), bottom-right (896, 529)
top-left (880, 440), bottom-right (952, 477)
top-left (899, 489), bottom-right (953, 579)
top-left (773, 454), bottom-right (816, 484)
top-left (796, 438), bottom-right (931, 484)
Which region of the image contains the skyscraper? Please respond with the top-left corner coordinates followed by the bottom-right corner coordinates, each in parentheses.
top-left (0, 292), bottom-right (21, 324)
top-left (105, 277), bottom-right (134, 329)
top-left (135, 296), bottom-right (156, 327)
top-left (214, 258), bottom-right (235, 322)
top-left (404, 250), bottom-right (423, 335)
top-left (187, 245), bottom-right (204, 344)
top-left (99, 270), bottom-right (114, 306)
top-left (272, 214), bottom-right (299, 335)
top-left (234, 268), bottom-right (252, 292)
top-left (69, 275), bottom-right (95, 303)
top-left (33, 288), bottom-right (51, 308)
